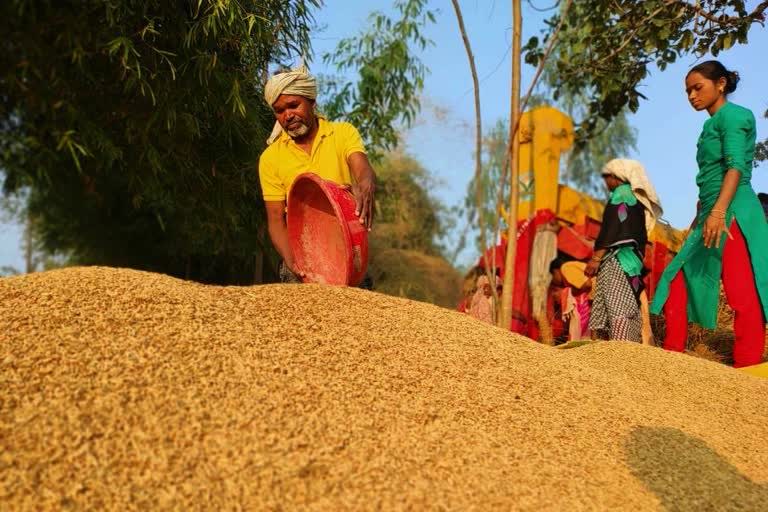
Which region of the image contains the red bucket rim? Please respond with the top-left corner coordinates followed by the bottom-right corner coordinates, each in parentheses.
top-left (288, 172), bottom-right (355, 284)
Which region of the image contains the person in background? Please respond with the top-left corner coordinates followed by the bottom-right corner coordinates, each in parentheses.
top-left (457, 267), bottom-right (481, 313)
top-left (529, 220), bottom-right (560, 344)
top-left (559, 261), bottom-right (593, 342)
top-left (468, 274), bottom-right (499, 325)
top-left (586, 159), bottom-right (663, 342)
top-left (651, 61), bottom-right (768, 368)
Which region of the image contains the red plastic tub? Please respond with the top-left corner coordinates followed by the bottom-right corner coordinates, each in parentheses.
top-left (286, 173), bottom-right (369, 286)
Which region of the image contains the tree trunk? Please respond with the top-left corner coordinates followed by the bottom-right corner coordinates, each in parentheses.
top-left (24, 210), bottom-right (34, 274)
top-left (253, 249), bottom-right (264, 284)
top-left (500, 0), bottom-right (522, 328)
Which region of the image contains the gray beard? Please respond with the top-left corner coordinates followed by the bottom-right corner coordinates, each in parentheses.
top-left (286, 122), bottom-right (310, 139)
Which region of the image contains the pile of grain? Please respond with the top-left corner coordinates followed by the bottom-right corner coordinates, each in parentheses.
top-left (2, 267), bottom-right (767, 510)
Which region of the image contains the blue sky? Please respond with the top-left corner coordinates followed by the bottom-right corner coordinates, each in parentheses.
top-left (1, 1), bottom-right (766, 270)
top-left (311, 0), bottom-right (768, 264)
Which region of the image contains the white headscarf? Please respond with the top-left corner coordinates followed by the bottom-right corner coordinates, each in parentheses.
top-left (602, 159), bottom-right (663, 232)
top-left (263, 64), bottom-right (317, 145)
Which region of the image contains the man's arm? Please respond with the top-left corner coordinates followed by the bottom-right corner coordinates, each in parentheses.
top-left (265, 200), bottom-right (300, 274)
top-left (347, 152), bottom-right (376, 230)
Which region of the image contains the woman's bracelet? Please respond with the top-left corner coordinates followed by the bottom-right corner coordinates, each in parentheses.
top-left (709, 208), bottom-right (726, 219)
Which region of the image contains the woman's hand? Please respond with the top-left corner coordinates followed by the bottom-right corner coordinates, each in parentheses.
top-left (702, 213), bottom-right (733, 249)
top-left (584, 259), bottom-right (600, 278)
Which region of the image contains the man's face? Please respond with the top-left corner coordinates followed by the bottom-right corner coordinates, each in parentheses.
top-left (272, 94), bottom-right (315, 139)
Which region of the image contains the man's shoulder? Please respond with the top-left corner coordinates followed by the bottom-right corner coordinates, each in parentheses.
top-left (259, 139), bottom-right (282, 164)
top-left (323, 119), bottom-right (360, 137)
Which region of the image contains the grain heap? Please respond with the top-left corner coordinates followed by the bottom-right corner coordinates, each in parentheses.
top-left (2, 267), bottom-right (767, 510)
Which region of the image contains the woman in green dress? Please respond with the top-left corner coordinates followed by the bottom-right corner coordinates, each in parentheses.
top-left (650, 61), bottom-right (768, 368)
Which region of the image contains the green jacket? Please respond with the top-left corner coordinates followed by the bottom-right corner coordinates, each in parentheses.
top-left (650, 102), bottom-right (768, 328)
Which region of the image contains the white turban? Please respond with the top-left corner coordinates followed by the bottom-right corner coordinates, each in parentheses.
top-left (264, 65), bottom-right (317, 145)
top-left (602, 158), bottom-right (664, 232)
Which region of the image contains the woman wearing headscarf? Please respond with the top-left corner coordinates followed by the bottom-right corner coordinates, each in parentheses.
top-left (585, 159), bottom-right (663, 342)
top-left (468, 274), bottom-right (500, 325)
top-left (650, 61), bottom-right (768, 368)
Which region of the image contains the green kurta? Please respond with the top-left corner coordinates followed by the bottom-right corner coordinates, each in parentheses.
top-left (650, 102), bottom-right (768, 328)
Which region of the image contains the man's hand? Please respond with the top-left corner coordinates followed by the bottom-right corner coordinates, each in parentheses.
top-left (347, 152), bottom-right (376, 230)
top-left (284, 258), bottom-right (305, 278)
top-left (352, 175), bottom-right (375, 230)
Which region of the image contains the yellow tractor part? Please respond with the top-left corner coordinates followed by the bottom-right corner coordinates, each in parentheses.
top-left (500, 105), bottom-right (685, 252)
top-left (740, 362), bottom-right (768, 379)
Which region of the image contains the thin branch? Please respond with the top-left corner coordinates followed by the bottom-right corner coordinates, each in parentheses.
top-left (499, 0), bottom-right (573, 328)
top-left (504, 0), bottom-right (574, 169)
top-left (499, 0), bottom-right (523, 328)
top-left (526, 0), bottom-right (560, 12)
top-left (596, 3), bottom-right (672, 65)
top-left (673, 0), bottom-right (768, 26)
top-left (451, 0), bottom-right (499, 305)
top-left (451, 0), bottom-right (499, 304)
top-left (520, 0), bottom-right (574, 114)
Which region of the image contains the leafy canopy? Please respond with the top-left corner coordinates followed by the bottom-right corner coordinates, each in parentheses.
top-left (526, 0), bottom-right (768, 139)
top-left (321, 0), bottom-right (435, 160)
top-left (1, 0), bottom-right (320, 283)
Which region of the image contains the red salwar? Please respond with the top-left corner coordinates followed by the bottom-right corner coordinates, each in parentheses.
top-left (662, 222), bottom-right (766, 367)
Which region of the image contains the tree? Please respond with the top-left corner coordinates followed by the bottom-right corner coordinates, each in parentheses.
top-left (372, 152), bottom-right (450, 256)
top-left (367, 152), bottom-right (460, 307)
top-left (320, 0), bottom-right (435, 160)
top-left (499, 0), bottom-right (524, 328)
top-left (526, 0), bottom-right (768, 140)
top-left (445, 0), bottom-right (575, 326)
top-left (1, 0), bottom-right (320, 283)
top-left (757, 108), bottom-right (768, 164)
top-left (458, 120), bottom-right (510, 255)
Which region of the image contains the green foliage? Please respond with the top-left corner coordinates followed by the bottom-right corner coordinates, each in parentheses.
top-left (756, 109), bottom-right (768, 165)
top-left (320, 0), bottom-right (435, 159)
top-left (0, 0), bottom-right (320, 283)
top-left (526, 0), bottom-right (768, 139)
top-left (372, 152), bottom-right (450, 257)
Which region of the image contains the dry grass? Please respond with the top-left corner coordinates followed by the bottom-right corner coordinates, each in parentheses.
top-left (652, 288), bottom-right (768, 365)
top-left (2, 267), bottom-right (768, 510)
top-left (367, 248), bottom-right (462, 308)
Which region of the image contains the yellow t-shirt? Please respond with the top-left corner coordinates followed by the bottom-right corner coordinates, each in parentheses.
top-left (258, 118), bottom-right (366, 201)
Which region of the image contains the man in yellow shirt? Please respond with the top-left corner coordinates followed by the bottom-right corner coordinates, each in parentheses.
top-left (259, 66), bottom-right (376, 283)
